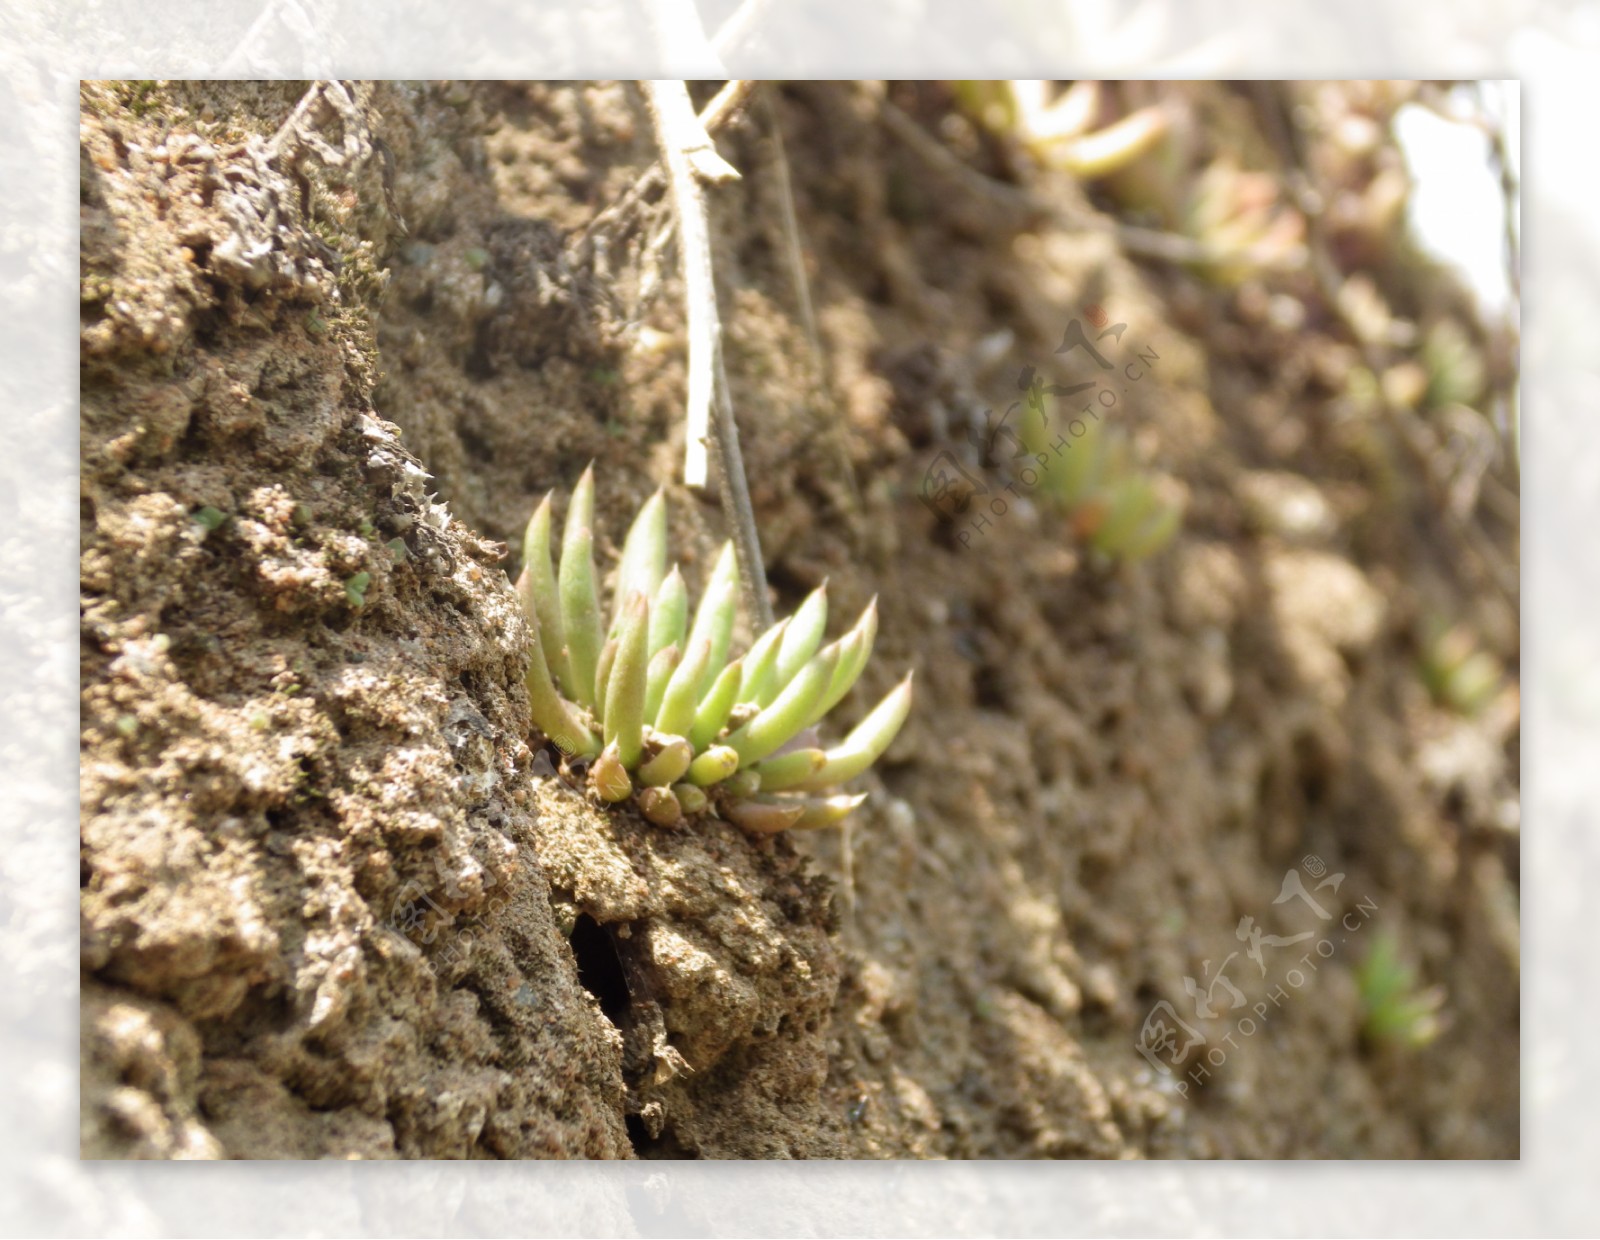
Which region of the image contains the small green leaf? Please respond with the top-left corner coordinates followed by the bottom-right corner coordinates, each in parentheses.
top-left (794, 673), bottom-right (914, 790)
top-left (649, 567), bottom-right (689, 660)
top-left (611, 488), bottom-right (668, 635)
top-left (671, 782), bottom-right (709, 815)
top-left (657, 637), bottom-right (714, 739)
top-left (752, 747), bottom-right (827, 792)
top-left (644, 643), bottom-right (680, 725)
top-left (521, 493), bottom-right (572, 693)
top-left (525, 605), bottom-right (599, 758)
top-left (686, 744), bottom-right (740, 787)
top-left (603, 592), bottom-right (649, 769)
top-left (737, 618), bottom-right (791, 707)
top-left (344, 571), bottom-right (372, 607)
top-left (638, 735), bottom-right (693, 787)
top-left (724, 645), bottom-right (840, 768)
top-left (558, 466), bottom-right (603, 709)
top-left (191, 505), bottom-right (227, 533)
top-left (685, 542), bottom-right (739, 699)
top-left (773, 582), bottom-right (828, 695)
top-left (689, 659), bottom-right (743, 752)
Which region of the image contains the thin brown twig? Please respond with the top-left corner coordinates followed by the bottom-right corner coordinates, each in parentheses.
top-left (577, 80), bottom-right (755, 252)
top-left (644, 80), bottom-right (773, 632)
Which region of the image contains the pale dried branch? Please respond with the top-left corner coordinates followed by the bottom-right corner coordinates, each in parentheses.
top-left (644, 80), bottom-right (773, 631)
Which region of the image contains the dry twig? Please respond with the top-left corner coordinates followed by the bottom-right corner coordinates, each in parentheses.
top-left (644, 80), bottom-right (773, 631)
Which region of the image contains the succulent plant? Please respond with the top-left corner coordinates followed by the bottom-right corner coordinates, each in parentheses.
top-left (1356, 931), bottom-right (1446, 1051)
top-left (515, 468), bottom-right (913, 833)
top-left (1419, 620), bottom-right (1503, 716)
top-left (1018, 410), bottom-right (1182, 563)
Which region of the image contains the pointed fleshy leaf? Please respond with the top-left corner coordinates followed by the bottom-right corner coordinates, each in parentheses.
top-left (638, 734), bottom-right (693, 787)
top-left (806, 597), bottom-right (878, 727)
top-left (611, 488), bottom-right (667, 633)
top-left (723, 768), bottom-right (761, 798)
top-left (1089, 477), bottom-right (1155, 556)
top-left (724, 645), bottom-right (840, 768)
top-left (593, 636), bottom-right (619, 721)
top-left (657, 637), bottom-right (714, 739)
top-left (671, 783), bottom-right (709, 815)
top-left (752, 747), bottom-right (828, 792)
top-left (772, 582), bottom-right (828, 697)
top-left (686, 744), bottom-right (740, 787)
top-left (519, 493), bottom-right (573, 692)
top-left (722, 798), bottom-right (804, 835)
top-left (685, 542), bottom-right (739, 698)
top-left (1120, 498), bottom-right (1181, 562)
top-left (790, 792), bottom-right (869, 830)
top-left (794, 673), bottom-right (914, 791)
top-left (688, 658), bottom-right (743, 751)
top-left (524, 605), bottom-right (599, 759)
top-left (644, 644), bottom-right (680, 725)
top-left (558, 466), bottom-right (603, 709)
top-left (1055, 420), bottom-right (1111, 508)
top-left (737, 618), bottom-right (790, 707)
top-left (590, 742), bottom-right (633, 802)
top-left (603, 592), bottom-right (649, 769)
top-left (649, 566), bottom-right (688, 659)
top-left (637, 785), bottom-right (683, 827)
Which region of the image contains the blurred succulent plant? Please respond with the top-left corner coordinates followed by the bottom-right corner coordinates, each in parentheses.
top-left (1181, 158), bottom-right (1306, 285)
top-left (1419, 621), bottom-right (1503, 716)
top-left (953, 80), bottom-right (1172, 180)
top-left (516, 468), bottom-right (913, 833)
top-left (1420, 318), bottom-right (1486, 410)
top-left (1018, 410), bottom-right (1182, 563)
top-left (1356, 931), bottom-right (1446, 1051)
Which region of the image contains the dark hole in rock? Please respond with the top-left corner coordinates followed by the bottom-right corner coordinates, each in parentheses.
top-left (570, 913), bottom-right (630, 1025)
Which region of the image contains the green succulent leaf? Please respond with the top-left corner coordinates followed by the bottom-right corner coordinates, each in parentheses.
top-left (644, 643), bottom-right (680, 725)
top-left (725, 644), bottom-right (841, 768)
top-left (558, 465), bottom-right (603, 709)
top-left (638, 734), bottom-right (693, 787)
top-left (722, 798), bottom-right (805, 835)
top-left (658, 637), bottom-right (714, 739)
top-left (520, 493), bottom-right (572, 692)
top-left (751, 747), bottom-right (828, 792)
top-left (793, 673), bottom-right (914, 790)
top-left (649, 566), bottom-right (689, 659)
top-left (737, 617), bottom-right (790, 706)
top-left (686, 744), bottom-right (740, 787)
top-left (611, 487), bottom-right (667, 634)
top-left (603, 591), bottom-right (649, 769)
top-left (689, 658), bottom-right (743, 752)
top-left (773, 582), bottom-right (828, 695)
top-left (808, 598), bottom-right (878, 726)
top-left (685, 541), bottom-right (739, 699)
top-left (524, 605), bottom-right (599, 759)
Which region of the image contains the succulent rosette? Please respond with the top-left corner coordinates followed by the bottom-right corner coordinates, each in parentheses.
top-left (516, 468), bottom-right (912, 833)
